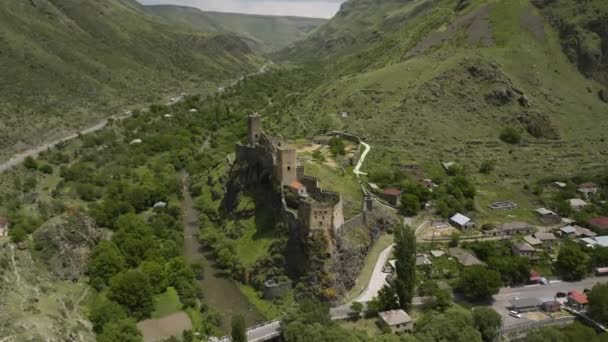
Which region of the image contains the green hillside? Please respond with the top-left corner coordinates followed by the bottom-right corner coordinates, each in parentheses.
top-left (0, 0), bottom-right (264, 161)
top-left (273, 0), bottom-right (608, 180)
top-left (145, 5), bottom-right (326, 53)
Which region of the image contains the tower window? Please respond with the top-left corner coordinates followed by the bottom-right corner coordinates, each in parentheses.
top-left (287, 166), bottom-right (291, 171)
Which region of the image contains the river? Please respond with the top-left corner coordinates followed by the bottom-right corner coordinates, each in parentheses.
top-left (180, 174), bottom-right (264, 331)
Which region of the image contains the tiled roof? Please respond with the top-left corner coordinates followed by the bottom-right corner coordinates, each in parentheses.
top-left (568, 291), bottom-right (588, 305)
top-left (288, 180), bottom-right (305, 190)
top-left (379, 310), bottom-right (412, 326)
top-left (383, 188), bottom-right (402, 196)
top-left (590, 217), bottom-right (608, 229)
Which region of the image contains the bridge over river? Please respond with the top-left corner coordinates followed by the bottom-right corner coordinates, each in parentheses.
top-left (213, 320), bottom-right (282, 342)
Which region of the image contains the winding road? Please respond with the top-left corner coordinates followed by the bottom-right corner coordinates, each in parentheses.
top-left (0, 63), bottom-right (273, 174)
top-left (353, 141), bottom-right (371, 177)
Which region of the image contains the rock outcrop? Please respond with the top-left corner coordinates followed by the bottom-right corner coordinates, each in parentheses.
top-left (32, 212), bottom-right (102, 280)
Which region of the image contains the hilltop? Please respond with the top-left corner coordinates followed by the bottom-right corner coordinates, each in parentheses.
top-left (145, 5), bottom-right (327, 53)
top-left (274, 0), bottom-right (608, 181)
top-left (0, 0), bottom-right (264, 161)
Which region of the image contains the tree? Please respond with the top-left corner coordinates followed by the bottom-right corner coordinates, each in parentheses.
top-left (24, 156), bottom-right (38, 170)
top-left (400, 194), bottom-right (421, 216)
top-left (473, 307), bottom-right (501, 342)
top-left (457, 265), bottom-right (502, 301)
top-left (165, 257), bottom-right (197, 307)
top-left (349, 302), bottom-right (364, 320)
top-left (555, 241), bottom-right (591, 281)
top-left (141, 261), bottom-right (167, 294)
top-left (108, 270), bottom-right (155, 320)
top-left (416, 307), bottom-right (482, 342)
top-left (588, 283), bottom-right (608, 323)
top-left (328, 137), bottom-right (345, 156)
top-left (89, 295), bottom-right (127, 333)
top-left (231, 315), bottom-right (246, 342)
top-left (88, 241), bottom-right (127, 290)
top-left (97, 319), bottom-right (143, 342)
top-left (393, 225), bottom-right (416, 311)
top-left (499, 127), bottom-right (521, 144)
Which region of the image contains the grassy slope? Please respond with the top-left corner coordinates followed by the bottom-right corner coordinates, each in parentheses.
top-left (274, 0), bottom-right (608, 184)
top-left (145, 5), bottom-right (327, 53)
top-left (0, 0), bottom-right (263, 160)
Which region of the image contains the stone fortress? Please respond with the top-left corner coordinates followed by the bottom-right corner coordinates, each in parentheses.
top-left (235, 113), bottom-right (345, 254)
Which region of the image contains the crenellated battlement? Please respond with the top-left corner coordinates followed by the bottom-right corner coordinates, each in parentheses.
top-left (235, 113), bottom-right (345, 255)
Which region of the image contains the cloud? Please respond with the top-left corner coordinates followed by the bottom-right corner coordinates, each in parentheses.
top-left (138, 0), bottom-right (344, 18)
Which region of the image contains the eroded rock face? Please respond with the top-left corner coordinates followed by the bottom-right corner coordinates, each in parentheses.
top-left (600, 88), bottom-right (608, 103)
top-left (33, 212), bottom-right (102, 280)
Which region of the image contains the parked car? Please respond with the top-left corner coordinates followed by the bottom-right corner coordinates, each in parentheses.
top-left (509, 311), bottom-right (522, 319)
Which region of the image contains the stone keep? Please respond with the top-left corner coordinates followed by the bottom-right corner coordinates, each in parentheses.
top-left (247, 113), bottom-right (262, 147)
top-left (276, 147), bottom-right (297, 187)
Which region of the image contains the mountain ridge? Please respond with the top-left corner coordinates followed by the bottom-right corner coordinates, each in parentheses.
top-left (0, 0), bottom-right (265, 160)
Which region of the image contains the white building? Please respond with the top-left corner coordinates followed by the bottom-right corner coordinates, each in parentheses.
top-left (450, 213), bottom-right (475, 230)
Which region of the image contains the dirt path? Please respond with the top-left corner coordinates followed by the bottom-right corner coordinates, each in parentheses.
top-left (10, 244), bottom-right (21, 284)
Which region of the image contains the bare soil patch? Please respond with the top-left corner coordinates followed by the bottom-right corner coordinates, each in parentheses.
top-left (520, 9), bottom-right (546, 42)
top-left (138, 311), bottom-right (192, 342)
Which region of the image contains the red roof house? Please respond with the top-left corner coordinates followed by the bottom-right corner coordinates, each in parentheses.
top-left (382, 188), bottom-right (402, 206)
top-left (529, 270), bottom-right (542, 283)
top-left (589, 217), bottom-right (608, 230)
top-left (567, 290), bottom-right (588, 309)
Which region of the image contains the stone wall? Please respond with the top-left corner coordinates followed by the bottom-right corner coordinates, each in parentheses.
top-left (262, 278), bottom-right (293, 299)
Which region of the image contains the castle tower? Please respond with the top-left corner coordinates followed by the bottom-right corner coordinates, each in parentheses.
top-left (276, 147), bottom-right (297, 186)
top-left (247, 113), bottom-right (262, 147)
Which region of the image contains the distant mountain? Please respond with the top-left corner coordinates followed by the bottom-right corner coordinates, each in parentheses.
top-left (0, 0), bottom-right (264, 159)
top-left (275, 0), bottom-right (608, 178)
top-left (145, 5), bottom-right (327, 53)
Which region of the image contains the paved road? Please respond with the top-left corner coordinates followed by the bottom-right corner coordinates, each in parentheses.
top-left (0, 62), bottom-right (273, 174)
top-left (353, 141), bottom-right (370, 177)
top-left (0, 113), bottom-right (131, 173)
top-left (493, 277), bottom-right (608, 328)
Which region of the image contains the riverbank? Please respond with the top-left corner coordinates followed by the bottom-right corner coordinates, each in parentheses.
top-left (180, 173), bottom-right (264, 331)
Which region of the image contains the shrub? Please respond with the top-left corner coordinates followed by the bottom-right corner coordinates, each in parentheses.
top-left (500, 127), bottom-right (522, 144)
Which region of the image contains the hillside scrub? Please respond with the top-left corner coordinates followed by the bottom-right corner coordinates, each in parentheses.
top-left (499, 127), bottom-right (522, 144)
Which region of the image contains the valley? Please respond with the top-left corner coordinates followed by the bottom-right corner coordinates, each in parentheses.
top-left (1, 0), bottom-right (608, 341)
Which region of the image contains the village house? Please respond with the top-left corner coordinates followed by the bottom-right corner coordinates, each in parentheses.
top-left (378, 310), bottom-right (414, 334)
top-left (381, 188), bottom-right (402, 206)
top-left (533, 232), bottom-right (558, 249)
top-left (569, 198), bottom-right (589, 211)
top-left (589, 217), bottom-right (608, 230)
top-left (499, 221), bottom-right (535, 236)
top-left (535, 208), bottom-right (561, 225)
top-left (541, 301), bottom-right (562, 313)
top-left (512, 242), bottom-right (537, 259)
top-left (510, 298), bottom-right (542, 313)
top-left (449, 248), bottom-right (484, 267)
top-left (559, 225), bottom-right (577, 237)
top-left (567, 291), bottom-right (588, 311)
top-left (450, 213), bottom-right (476, 230)
top-left (417, 178), bottom-right (435, 190)
top-left (0, 217), bottom-right (8, 237)
top-left (578, 182), bottom-right (599, 199)
top-left (581, 236), bottom-right (608, 248)
top-left (553, 181), bottom-right (567, 189)
top-left (523, 235), bottom-right (543, 247)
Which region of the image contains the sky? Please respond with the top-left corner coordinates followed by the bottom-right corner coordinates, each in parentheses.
top-left (138, 0), bottom-right (345, 18)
